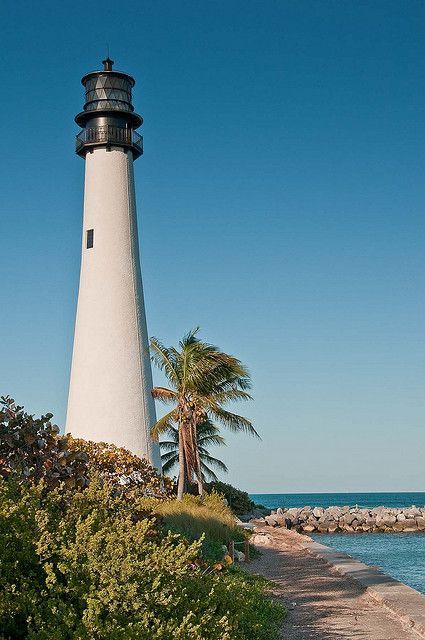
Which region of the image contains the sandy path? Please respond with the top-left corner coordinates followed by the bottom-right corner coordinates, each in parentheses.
top-left (246, 527), bottom-right (421, 639)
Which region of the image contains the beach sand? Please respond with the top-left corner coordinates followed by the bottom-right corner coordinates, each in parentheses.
top-left (247, 527), bottom-right (422, 639)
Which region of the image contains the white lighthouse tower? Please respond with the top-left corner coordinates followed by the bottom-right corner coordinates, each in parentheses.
top-left (66, 58), bottom-right (161, 469)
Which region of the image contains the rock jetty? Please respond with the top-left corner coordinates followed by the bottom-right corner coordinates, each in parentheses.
top-left (255, 506), bottom-right (425, 533)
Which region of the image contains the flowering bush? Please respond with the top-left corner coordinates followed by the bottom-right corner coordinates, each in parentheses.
top-left (0, 398), bottom-right (171, 499)
top-left (67, 437), bottom-right (173, 499)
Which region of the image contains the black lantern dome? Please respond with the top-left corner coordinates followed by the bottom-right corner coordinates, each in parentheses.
top-left (75, 58), bottom-right (143, 159)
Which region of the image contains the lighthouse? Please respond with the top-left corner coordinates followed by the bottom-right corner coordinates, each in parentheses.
top-left (66, 58), bottom-right (161, 469)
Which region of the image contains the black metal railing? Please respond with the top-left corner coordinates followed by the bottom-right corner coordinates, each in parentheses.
top-left (76, 125), bottom-right (143, 155)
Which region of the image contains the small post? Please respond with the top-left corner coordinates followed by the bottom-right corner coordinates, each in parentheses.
top-left (228, 540), bottom-right (235, 562)
top-left (244, 539), bottom-right (250, 563)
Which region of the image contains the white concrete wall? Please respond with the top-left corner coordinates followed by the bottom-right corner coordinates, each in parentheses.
top-left (66, 147), bottom-right (161, 470)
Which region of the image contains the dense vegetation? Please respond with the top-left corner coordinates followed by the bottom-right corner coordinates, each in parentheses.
top-left (0, 479), bottom-right (284, 640)
top-left (203, 481), bottom-right (255, 516)
top-left (0, 397), bottom-right (284, 639)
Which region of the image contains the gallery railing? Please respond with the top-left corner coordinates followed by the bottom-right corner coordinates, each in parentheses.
top-left (76, 126), bottom-right (143, 156)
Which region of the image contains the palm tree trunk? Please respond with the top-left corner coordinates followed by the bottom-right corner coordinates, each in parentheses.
top-left (193, 421), bottom-right (204, 497)
top-left (177, 423), bottom-right (185, 500)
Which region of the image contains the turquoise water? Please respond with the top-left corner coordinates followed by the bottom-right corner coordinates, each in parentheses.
top-left (313, 533), bottom-right (425, 595)
top-left (250, 492), bottom-right (425, 510)
top-left (250, 493), bottom-right (425, 595)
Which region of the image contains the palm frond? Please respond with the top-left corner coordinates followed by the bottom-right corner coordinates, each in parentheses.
top-left (150, 337), bottom-right (179, 387)
top-left (208, 405), bottom-right (260, 438)
top-left (161, 455), bottom-right (179, 475)
top-left (151, 387), bottom-right (178, 403)
top-left (159, 439), bottom-right (179, 452)
top-left (179, 327), bottom-right (200, 349)
top-left (197, 452), bottom-right (228, 473)
top-left (198, 434), bottom-right (226, 447)
top-left (160, 449), bottom-right (178, 462)
top-left (151, 409), bottom-right (178, 440)
top-left (207, 389), bottom-right (253, 404)
top-left (200, 462), bottom-right (220, 482)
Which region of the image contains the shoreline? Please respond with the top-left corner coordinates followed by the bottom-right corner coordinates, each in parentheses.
top-left (248, 526), bottom-right (425, 638)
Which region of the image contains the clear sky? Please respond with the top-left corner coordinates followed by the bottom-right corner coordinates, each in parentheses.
top-left (1, 0), bottom-right (424, 493)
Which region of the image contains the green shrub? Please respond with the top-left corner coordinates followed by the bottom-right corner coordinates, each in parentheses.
top-left (67, 437), bottom-right (173, 499)
top-left (0, 478), bottom-right (284, 639)
top-left (204, 481), bottom-right (254, 515)
top-left (0, 398), bottom-right (171, 501)
top-left (0, 397), bottom-right (88, 490)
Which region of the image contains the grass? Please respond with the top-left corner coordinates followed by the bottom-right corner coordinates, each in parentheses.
top-left (155, 492), bottom-right (249, 561)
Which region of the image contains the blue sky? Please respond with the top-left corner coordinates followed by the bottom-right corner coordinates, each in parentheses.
top-left (1, 1), bottom-right (425, 492)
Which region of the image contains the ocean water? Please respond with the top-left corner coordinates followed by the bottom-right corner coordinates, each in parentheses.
top-left (249, 493), bottom-right (425, 595)
top-left (313, 533), bottom-right (425, 595)
top-left (250, 492), bottom-right (425, 510)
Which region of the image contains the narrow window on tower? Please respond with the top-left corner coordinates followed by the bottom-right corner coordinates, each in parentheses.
top-left (86, 229), bottom-right (94, 249)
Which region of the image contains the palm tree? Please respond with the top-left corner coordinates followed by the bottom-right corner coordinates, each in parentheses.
top-left (150, 328), bottom-right (259, 499)
top-left (160, 419), bottom-right (228, 484)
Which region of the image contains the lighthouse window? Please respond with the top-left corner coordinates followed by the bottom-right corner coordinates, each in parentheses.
top-left (86, 229), bottom-right (94, 249)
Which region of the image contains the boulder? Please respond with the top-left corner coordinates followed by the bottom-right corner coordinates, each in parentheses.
top-left (373, 506), bottom-right (386, 514)
top-left (416, 517), bottom-right (425, 531)
top-left (302, 524), bottom-right (316, 533)
top-left (265, 514), bottom-right (280, 527)
top-left (405, 508), bottom-right (421, 519)
top-left (327, 507), bottom-right (343, 519)
top-left (403, 518), bottom-right (418, 531)
top-left (319, 514), bottom-right (333, 524)
top-left (251, 532), bottom-right (273, 545)
top-left (376, 514), bottom-right (396, 528)
top-left (343, 513), bottom-right (357, 526)
top-left (343, 524), bottom-right (354, 533)
top-left (312, 507), bottom-right (324, 518)
top-left (298, 509), bottom-right (310, 522)
top-left (392, 518), bottom-right (417, 531)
